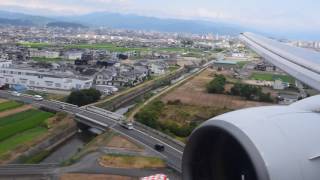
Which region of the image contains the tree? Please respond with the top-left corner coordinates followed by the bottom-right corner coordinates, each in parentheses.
top-left (207, 74), bottom-right (226, 94)
top-left (66, 88), bottom-right (101, 106)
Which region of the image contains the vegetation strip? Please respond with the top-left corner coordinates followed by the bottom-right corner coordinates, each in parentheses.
top-left (0, 101), bottom-right (23, 112)
top-left (99, 154), bottom-right (166, 169)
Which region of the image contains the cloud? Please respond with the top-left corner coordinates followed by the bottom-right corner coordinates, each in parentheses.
top-left (0, 0), bottom-right (130, 15)
top-left (0, 0), bottom-right (92, 14)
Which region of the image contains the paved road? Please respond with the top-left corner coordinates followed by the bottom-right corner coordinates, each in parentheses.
top-left (0, 90), bottom-right (183, 173)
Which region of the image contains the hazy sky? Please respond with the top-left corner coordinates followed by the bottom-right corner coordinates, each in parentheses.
top-left (0, 0), bottom-right (319, 33)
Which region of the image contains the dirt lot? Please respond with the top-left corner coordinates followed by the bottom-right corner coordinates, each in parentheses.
top-left (107, 135), bottom-right (143, 152)
top-left (162, 69), bottom-right (271, 110)
top-left (99, 155), bottom-right (166, 169)
top-left (0, 105), bottom-right (33, 118)
top-left (0, 99), bottom-right (8, 104)
top-left (60, 173), bottom-right (137, 180)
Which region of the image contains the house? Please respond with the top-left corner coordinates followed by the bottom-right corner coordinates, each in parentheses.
top-left (95, 67), bottom-right (117, 86)
top-left (149, 62), bottom-right (167, 75)
top-left (64, 51), bottom-right (83, 60)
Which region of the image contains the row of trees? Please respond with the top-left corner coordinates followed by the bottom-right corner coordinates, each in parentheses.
top-left (207, 75), bottom-right (273, 103)
top-left (230, 83), bottom-right (273, 102)
top-left (134, 100), bottom-right (197, 138)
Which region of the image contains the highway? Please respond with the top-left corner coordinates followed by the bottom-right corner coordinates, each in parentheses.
top-left (0, 90), bottom-right (184, 173)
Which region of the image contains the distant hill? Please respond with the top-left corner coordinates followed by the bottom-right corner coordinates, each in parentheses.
top-left (66, 12), bottom-right (246, 35)
top-left (0, 18), bottom-right (34, 26)
top-left (47, 22), bottom-right (87, 28)
top-left (0, 10), bottom-right (246, 35)
top-left (0, 10), bottom-right (53, 25)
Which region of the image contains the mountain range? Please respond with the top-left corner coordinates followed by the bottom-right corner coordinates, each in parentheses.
top-left (0, 10), bottom-right (246, 35)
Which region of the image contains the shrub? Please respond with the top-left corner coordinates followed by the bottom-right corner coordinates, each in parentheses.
top-left (230, 83), bottom-right (273, 102)
top-left (207, 74), bottom-right (226, 94)
top-left (67, 88), bottom-right (101, 106)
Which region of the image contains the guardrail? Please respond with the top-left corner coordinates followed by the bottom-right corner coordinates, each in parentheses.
top-left (85, 106), bottom-right (124, 121)
top-left (75, 113), bottom-right (109, 129)
top-left (133, 121), bottom-right (185, 149)
top-left (166, 160), bottom-right (182, 173)
top-left (50, 99), bottom-right (78, 108)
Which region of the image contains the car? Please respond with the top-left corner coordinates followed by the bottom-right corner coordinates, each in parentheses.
top-left (11, 91), bottom-right (21, 96)
top-left (33, 95), bottom-right (44, 101)
top-left (154, 144), bottom-right (165, 152)
top-left (120, 121), bottom-right (134, 130)
top-left (60, 105), bottom-right (66, 109)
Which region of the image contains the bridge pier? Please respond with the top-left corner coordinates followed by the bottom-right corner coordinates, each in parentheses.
top-left (77, 122), bottom-right (90, 131)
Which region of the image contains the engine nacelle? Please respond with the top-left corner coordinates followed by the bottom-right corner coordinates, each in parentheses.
top-left (182, 95), bottom-right (320, 180)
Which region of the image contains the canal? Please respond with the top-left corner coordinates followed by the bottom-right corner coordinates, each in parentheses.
top-left (40, 103), bottom-right (135, 164)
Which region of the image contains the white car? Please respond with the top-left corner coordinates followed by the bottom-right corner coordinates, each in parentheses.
top-left (33, 95), bottom-right (44, 101)
top-left (120, 121), bottom-right (134, 130)
top-left (11, 91), bottom-right (21, 96)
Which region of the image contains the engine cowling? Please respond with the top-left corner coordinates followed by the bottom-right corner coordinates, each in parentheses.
top-left (182, 95), bottom-right (320, 180)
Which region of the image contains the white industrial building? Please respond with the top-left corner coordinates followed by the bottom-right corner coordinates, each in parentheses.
top-left (64, 51), bottom-right (83, 60)
top-left (29, 49), bottom-right (60, 58)
top-left (0, 60), bottom-right (93, 91)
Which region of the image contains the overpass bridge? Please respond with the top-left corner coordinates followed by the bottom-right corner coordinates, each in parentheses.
top-left (240, 32), bottom-right (320, 91)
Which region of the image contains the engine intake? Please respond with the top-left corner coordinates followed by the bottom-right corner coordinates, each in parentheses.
top-left (182, 95), bottom-right (320, 180)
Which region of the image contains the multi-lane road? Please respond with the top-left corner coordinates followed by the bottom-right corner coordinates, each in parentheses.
top-left (0, 90), bottom-right (184, 173)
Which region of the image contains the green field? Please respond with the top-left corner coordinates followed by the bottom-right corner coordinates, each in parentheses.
top-left (0, 109), bottom-right (53, 141)
top-left (19, 42), bottom-right (209, 54)
top-left (18, 42), bottom-right (53, 48)
top-left (0, 109), bottom-right (53, 157)
top-left (0, 101), bottom-right (23, 112)
top-left (251, 72), bottom-right (295, 84)
top-left (0, 127), bottom-right (47, 156)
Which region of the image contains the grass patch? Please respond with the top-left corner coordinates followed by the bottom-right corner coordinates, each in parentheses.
top-left (21, 150), bottom-right (50, 164)
top-left (0, 110), bottom-right (54, 141)
top-left (19, 42), bottom-right (206, 54)
top-left (237, 61), bottom-right (250, 68)
top-left (0, 101), bottom-right (23, 112)
top-left (18, 42), bottom-right (53, 48)
top-left (251, 72), bottom-right (295, 84)
top-left (99, 154), bottom-right (166, 169)
top-left (0, 127), bottom-right (47, 156)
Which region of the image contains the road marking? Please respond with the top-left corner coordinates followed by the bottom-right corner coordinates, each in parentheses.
top-left (134, 128), bottom-right (183, 155)
top-left (107, 125), bottom-right (168, 160)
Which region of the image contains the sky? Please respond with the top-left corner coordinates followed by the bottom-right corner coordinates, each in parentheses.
top-left (0, 0), bottom-right (319, 35)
